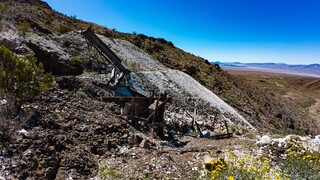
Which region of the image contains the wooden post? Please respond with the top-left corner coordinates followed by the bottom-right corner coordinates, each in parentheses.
top-left (224, 120), bottom-right (229, 135)
top-left (132, 98), bottom-right (138, 126)
top-left (152, 99), bottom-right (159, 124)
top-left (212, 113), bottom-right (218, 132)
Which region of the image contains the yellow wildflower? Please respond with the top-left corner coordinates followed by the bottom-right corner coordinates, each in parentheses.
top-left (274, 171), bottom-right (281, 180)
top-left (264, 175), bottom-right (271, 180)
top-left (290, 141), bottom-right (295, 145)
top-left (303, 154), bottom-right (312, 160)
top-left (226, 152), bottom-right (233, 157)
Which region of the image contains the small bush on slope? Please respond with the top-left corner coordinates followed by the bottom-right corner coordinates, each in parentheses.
top-left (0, 45), bottom-right (55, 109)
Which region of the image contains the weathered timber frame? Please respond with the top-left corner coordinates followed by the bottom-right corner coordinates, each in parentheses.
top-left (81, 26), bottom-right (128, 85)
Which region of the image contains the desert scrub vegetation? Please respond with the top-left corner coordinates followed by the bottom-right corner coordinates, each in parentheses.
top-left (98, 165), bottom-right (123, 180)
top-left (204, 139), bottom-right (320, 179)
top-left (0, 45), bottom-right (55, 144)
top-left (16, 20), bottom-right (31, 32)
top-left (205, 153), bottom-right (286, 179)
top-left (0, 2), bottom-right (9, 13)
top-left (70, 57), bottom-right (83, 66)
top-left (0, 45), bottom-right (55, 108)
top-left (75, 90), bottom-right (88, 99)
top-left (280, 141), bottom-right (320, 179)
top-left (44, 12), bottom-right (54, 25)
top-left (58, 24), bottom-right (73, 34)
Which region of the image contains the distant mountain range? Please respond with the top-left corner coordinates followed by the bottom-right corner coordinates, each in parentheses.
top-left (212, 62), bottom-right (320, 75)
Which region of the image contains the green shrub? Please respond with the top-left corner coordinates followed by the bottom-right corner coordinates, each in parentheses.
top-left (280, 143), bottom-right (320, 179)
top-left (99, 165), bottom-right (122, 180)
top-left (16, 21), bottom-right (31, 32)
top-left (204, 140), bottom-right (320, 180)
top-left (191, 130), bottom-right (200, 137)
top-left (0, 45), bottom-right (55, 106)
top-left (58, 24), bottom-right (72, 34)
top-left (70, 57), bottom-right (83, 66)
top-left (76, 90), bottom-right (87, 99)
top-left (41, 72), bottom-right (56, 91)
top-left (0, 2), bottom-right (9, 13)
top-left (44, 14), bottom-right (54, 25)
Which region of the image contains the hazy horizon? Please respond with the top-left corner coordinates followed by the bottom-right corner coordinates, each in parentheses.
top-left (45, 0), bottom-right (320, 65)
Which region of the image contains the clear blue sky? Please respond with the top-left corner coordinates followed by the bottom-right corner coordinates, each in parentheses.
top-left (45, 0), bottom-right (320, 64)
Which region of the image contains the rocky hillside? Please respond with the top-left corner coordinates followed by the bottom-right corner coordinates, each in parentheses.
top-left (119, 35), bottom-right (320, 135)
top-left (99, 36), bottom-right (255, 131)
top-left (0, 1), bottom-right (253, 133)
top-left (0, 0), bottom-right (317, 135)
top-left (0, 0), bottom-right (320, 179)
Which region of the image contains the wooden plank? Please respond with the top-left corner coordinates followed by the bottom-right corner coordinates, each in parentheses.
top-left (147, 98), bottom-right (169, 120)
top-left (158, 146), bottom-right (217, 154)
top-left (82, 27), bottom-right (127, 72)
top-left (224, 120), bottom-right (230, 135)
top-left (152, 99), bottom-right (159, 123)
top-left (210, 133), bottom-right (233, 140)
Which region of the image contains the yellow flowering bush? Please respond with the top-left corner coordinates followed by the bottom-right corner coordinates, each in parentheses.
top-left (205, 158), bottom-right (227, 176)
top-left (204, 138), bottom-right (320, 180)
top-left (205, 153), bottom-right (286, 180)
top-left (280, 143), bottom-right (320, 179)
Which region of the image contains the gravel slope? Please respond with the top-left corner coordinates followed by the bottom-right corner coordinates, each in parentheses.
top-left (99, 36), bottom-right (256, 131)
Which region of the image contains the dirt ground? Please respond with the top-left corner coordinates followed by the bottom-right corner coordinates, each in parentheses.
top-left (0, 76), bottom-right (257, 180)
top-left (95, 136), bottom-right (257, 179)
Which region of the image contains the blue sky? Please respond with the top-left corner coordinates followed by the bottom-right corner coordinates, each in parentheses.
top-left (45, 0), bottom-right (320, 64)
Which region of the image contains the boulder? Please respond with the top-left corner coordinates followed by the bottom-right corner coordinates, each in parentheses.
top-left (0, 30), bottom-right (83, 75)
top-left (26, 36), bottom-right (83, 75)
top-left (256, 135), bottom-right (272, 146)
top-left (0, 30), bottom-right (33, 56)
